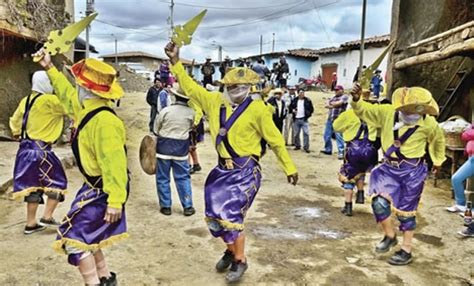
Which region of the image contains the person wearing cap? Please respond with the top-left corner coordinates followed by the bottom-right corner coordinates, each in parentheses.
top-left (267, 88), bottom-right (287, 132)
top-left (34, 49), bottom-right (128, 285)
top-left (154, 83), bottom-right (196, 216)
top-left (321, 85), bottom-right (348, 159)
top-left (282, 87), bottom-right (297, 145)
top-left (219, 56), bottom-right (232, 79)
top-left (9, 71), bottom-right (68, 235)
top-left (290, 89), bottom-right (314, 153)
top-left (331, 72), bottom-right (338, 91)
top-left (371, 69), bottom-right (383, 98)
top-left (333, 91), bottom-right (379, 216)
top-left (350, 84), bottom-right (445, 266)
top-left (201, 56), bottom-right (215, 86)
top-left (165, 42), bottom-right (298, 283)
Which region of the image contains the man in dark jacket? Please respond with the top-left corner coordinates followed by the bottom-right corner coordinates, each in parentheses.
top-left (266, 88), bottom-right (287, 132)
top-left (277, 56), bottom-right (290, 88)
top-left (146, 78), bottom-right (162, 132)
top-left (219, 56), bottom-right (232, 79)
top-left (201, 57), bottom-right (215, 86)
top-left (290, 89), bottom-right (314, 152)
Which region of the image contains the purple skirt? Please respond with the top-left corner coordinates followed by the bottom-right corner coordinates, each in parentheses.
top-left (339, 139), bottom-right (378, 183)
top-left (369, 160), bottom-right (428, 216)
top-left (12, 140), bottom-right (67, 199)
top-left (54, 183), bottom-right (128, 254)
top-left (204, 157), bottom-right (262, 243)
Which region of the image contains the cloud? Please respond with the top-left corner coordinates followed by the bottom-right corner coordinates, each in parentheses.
top-left (75, 0), bottom-right (392, 63)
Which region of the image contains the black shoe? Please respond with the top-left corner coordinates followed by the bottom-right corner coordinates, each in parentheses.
top-left (183, 207), bottom-right (196, 216)
top-left (304, 149), bottom-right (310, 153)
top-left (294, 147), bottom-right (301, 150)
top-left (225, 260), bottom-right (248, 283)
top-left (320, 150), bottom-right (332, 155)
top-left (193, 164), bottom-right (202, 172)
top-left (355, 190), bottom-right (365, 204)
top-left (388, 249), bottom-right (413, 266)
top-left (39, 217), bottom-right (61, 228)
top-left (24, 224), bottom-right (46, 235)
top-left (100, 272), bottom-right (117, 286)
top-left (341, 202), bottom-right (352, 216)
top-left (190, 167), bottom-right (196, 174)
top-left (216, 250), bottom-right (234, 272)
top-left (160, 207), bottom-right (172, 216)
top-left (375, 235), bottom-right (398, 253)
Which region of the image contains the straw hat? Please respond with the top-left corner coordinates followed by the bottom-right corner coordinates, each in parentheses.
top-left (270, 88), bottom-right (284, 96)
top-left (71, 58), bottom-right (124, 100)
top-left (219, 67), bottom-right (260, 85)
top-left (392, 87), bottom-right (439, 116)
top-left (169, 83), bottom-right (189, 99)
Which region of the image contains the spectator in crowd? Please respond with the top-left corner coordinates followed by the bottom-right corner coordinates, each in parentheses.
top-left (331, 72), bottom-right (338, 91)
top-left (371, 69), bottom-right (383, 98)
top-left (283, 87), bottom-right (297, 145)
top-left (321, 85), bottom-right (348, 159)
top-left (267, 88), bottom-right (287, 132)
top-left (159, 60), bottom-right (171, 85)
top-left (277, 56), bottom-right (290, 88)
top-left (146, 78), bottom-right (162, 132)
top-left (158, 84), bottom-right (172, 114)
top-left (219, 56), bottom-right (232, 79)
top-left (201, 56), bottom-right (215, 86)
top-left (252, 58), bottom-right (270, 89)
top-left (290, 89), bottom-right (314, 153)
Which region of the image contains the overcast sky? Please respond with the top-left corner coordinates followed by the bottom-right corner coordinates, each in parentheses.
top-left (75, 0), bottom-right (392, 62)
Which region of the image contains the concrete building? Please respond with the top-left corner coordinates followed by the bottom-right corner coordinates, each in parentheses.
top-left (311, 35), bottom-right (391, 89)
top-left (101, 51), bottom-right (193, 73)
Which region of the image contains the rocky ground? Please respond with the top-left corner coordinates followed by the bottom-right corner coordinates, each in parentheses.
top-left (0, 91), bottom-right (472, 285)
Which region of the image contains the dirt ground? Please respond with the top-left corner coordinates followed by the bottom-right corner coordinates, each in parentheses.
top-left (0, 91), bottom-right (473, 285)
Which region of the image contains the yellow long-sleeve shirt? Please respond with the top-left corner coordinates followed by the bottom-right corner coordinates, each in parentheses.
top-left (47, 67), bottom-right (128, 209)
top-left (189, 99), bottom-right (204, 126)
top-left (351, 100), bottom-right (446, 166)
top-left (333, 109), bottom-right (377, 142)
top-left (9, 92), bottom-right (65, 143)
top-left (171, 61), bottom-right (297, 176)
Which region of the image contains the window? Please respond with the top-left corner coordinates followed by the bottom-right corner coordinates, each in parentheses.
top-left (343, 68), bottom-right (347, 77)
top-left (294, 69), bottom-right (297, 76)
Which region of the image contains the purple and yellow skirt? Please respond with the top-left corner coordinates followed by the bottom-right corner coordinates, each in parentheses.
top-left (339, 139), bottom-right (378, 184)
top-left (12, 139), bottom-right (67, 200)
top-left (369, 159), bottom-right (428, 217)
top-left (53, 183), bottom-right (128, 263)
top-left (204, 156), bottom-right (261, 243)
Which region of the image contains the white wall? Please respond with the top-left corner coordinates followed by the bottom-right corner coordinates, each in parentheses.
top-left (311, 47), bottom-right (389, 89)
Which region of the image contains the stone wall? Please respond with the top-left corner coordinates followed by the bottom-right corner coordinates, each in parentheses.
top-left (388, 0), bottom-right (474, 120)
top-left (0, 0), bottom-right (70, 131)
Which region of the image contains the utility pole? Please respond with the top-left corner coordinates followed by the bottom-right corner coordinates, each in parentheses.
top-left (218, 45), bottom-right (222, 62)
top-left (259, 35), bottom-right (263, 55)
top-left (169, 0), bottom-right (175, 39)
top-left (85, 0), bottom-right (95, 59)
top-left (111, 34), bottom-right (118, 64)
top-left (272, 33), bottom-right (275, 52)
top-left (358, 0), bottom-right (367, 80)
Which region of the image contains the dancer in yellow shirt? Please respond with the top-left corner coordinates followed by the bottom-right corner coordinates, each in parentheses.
top-left (9, 71), bottom-right (68, 234)
top-left (166, 42), bottom-right (298, 283)
top-left (350, 84), bottom-right (445, 266)
top-left (34, 49), bottom-right (128, 286)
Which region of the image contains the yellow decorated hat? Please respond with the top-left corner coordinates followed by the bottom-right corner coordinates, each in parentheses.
top-left (71, 58), bottom-right (124, 100)
top-left (392, 87), bottom-right (439, 116)
top-left (220, 67), bottom-right (260, 85)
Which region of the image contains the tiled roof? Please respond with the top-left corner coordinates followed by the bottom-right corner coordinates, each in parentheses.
top-left (340, 34), bottom-right (391, 48)
top-left (288, 48), bottom-right (319, 59)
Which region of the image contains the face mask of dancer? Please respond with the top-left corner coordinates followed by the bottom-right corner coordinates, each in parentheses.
top-left (400, 112), bottom-right (421, 126)
top-left (77, 85), bottom-right (98, 105)
top-left (224, 85), bottom-right (250, 105)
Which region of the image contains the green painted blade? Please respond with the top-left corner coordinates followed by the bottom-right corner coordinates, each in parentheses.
top-left (33, 13), bottom-right (98, 62)
top-left (359, 41), bottom-right (395, 90)
top-left (172, 10), bottom-right (207, 47)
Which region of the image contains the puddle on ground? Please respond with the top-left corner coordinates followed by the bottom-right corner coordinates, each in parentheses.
top-left (251, 226), bottom-right (349, 241)
top-left (291, 207), bottom-right (326, 218)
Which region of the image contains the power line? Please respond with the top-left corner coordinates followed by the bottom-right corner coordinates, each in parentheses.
top-left (156, 0), bottom-right (300, 10)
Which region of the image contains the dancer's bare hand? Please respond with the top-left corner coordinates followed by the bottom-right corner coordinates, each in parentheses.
top-left (351, 83), bottom-right (362, 102)
top-left (104, 206), bottom-right (122, 223)
top-left (287, 173), bottom-right (299, 185)
top-left (432, 165), bottom-right (441, 176)
top-left (165, 42), bottom-right (180, 65)
top-left (31, 48), bottom-right (54, 70)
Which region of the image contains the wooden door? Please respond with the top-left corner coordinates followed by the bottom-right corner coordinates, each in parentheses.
top-left (322, 64), bottom-right (338, 88)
